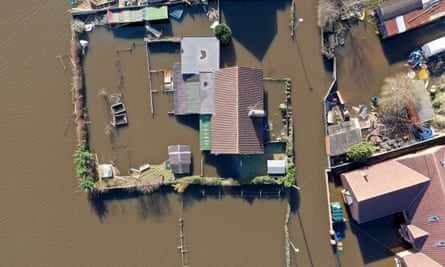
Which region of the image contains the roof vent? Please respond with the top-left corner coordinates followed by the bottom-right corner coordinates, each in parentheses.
top-left (427, 216), bottom-right (440, 222)
top-left (435, 241), bottom-right (445, 247)
top-left (360, 171), bottom-right (368, 181)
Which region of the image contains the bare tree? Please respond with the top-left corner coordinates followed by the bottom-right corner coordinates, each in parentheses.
top-left (378, 73), bottom-right (424, 116)
top-left (318, 0), bottom-right (341, 28)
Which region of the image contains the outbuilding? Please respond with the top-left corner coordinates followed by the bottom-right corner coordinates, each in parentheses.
top-left (267, 158), bottom-right (288, 175)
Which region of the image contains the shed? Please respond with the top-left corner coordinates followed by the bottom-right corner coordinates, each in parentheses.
top-left (99, 164), bottom-right (114, 179)
top-left (181, 36), bottom-right (220, 74)
top-left (168, 145), bottom-right (192, 174)
top-left (267, 158), bottom-right (288, 175)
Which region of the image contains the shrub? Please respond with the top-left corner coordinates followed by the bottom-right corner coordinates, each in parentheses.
top-left (284, 163), bottom-right (296, 187)
top-left (214, 23), bottom-right (232, 46)
top-left (346, 141), bottom-right (375, 162)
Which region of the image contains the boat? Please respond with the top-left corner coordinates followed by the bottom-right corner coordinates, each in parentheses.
top-left (110, 102), bottom-right (126, 114)
top-left (145, 24), bottom-right (162, 39)
top-left (169, 6), bottom-right (184, 21)
top-left (112, 113), bottom-right (128, 127)
top-left (163, 69), bottom-right (173, 90)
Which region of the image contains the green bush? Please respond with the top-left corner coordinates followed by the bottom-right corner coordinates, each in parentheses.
top-left (73, 142), bottom-right (95, 193)
top-left (78, 176), bottom-right (95, 193)
top-left (283, 163), bottom-right (296, 187)
top-left (346, 141), bottom-right (375, 162)
top-left (214, 23), bottom-right (232, 46)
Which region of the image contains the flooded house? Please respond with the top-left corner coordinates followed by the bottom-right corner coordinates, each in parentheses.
top-left (340, 146), bottom-right (445, 266)
top-left (375, 0), bottom-right (445, 39)
top-left (211, 66), bottom-right (265, 155)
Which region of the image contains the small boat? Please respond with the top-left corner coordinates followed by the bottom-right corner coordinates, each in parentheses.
top-left (139, 164), bottom-right (151, 172)
top-left (112, 113), bottom-right (128, 127)
top-left (164, 69), bottom-right (173, 90)
top-left (145, 24), bottom-right (162, 39)
top-left (84, 24), bottom-right (94, 32)
top-left (110, 102), bottom-right (126, 114)
top-left (169, 6), bottom-right (184, 21)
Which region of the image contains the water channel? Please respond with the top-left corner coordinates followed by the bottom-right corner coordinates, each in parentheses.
top-left (2, 0), bottom-right (439, 266)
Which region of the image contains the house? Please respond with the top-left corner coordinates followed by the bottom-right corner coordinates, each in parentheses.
top-left (173, 65), bottom-right (216, 116)
top-left (168, 145), bottom-right (192, 175)
top-left (375, 0), bottom-right (445, 39)
top-left (340, 160), bottom-right (430, 224)
top-left (341, 146), bottom-right (445, 266)
top-left (180, 36), bottom-right (220, 74)
top-left (211, 66), bottom-right (265, 154)
top-left (267, 158), bottom-right (288, 175)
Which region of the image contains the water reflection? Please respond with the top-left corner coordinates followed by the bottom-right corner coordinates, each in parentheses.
top-left (222, 0), bottom-right (287, 61)
top-left (89, 185), bottom-right (286, 222)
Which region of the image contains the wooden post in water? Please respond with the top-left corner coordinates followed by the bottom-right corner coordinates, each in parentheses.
top-left (56, 53), bottom-right (67, 70)
top-left (145, 44), bottom-right (154, 116)
top-left (200, 152), bottom-right (204, 177)
top-left (178, 197), bottom-right (190, 267)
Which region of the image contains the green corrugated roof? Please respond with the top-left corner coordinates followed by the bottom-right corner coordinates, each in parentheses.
top-left (186, 81), bottom-right (200, 114)
top-left (200, 115), bottom-right (211, 151)
top-left (108, 6), bottom-right (168, 24)
top-left (145, 6), bottom-right (168, 21)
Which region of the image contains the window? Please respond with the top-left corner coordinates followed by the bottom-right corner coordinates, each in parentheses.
top-left (435, 241), bottom-right (445, 247)
top-left (342, 189), bottom-right (354, 206)
top-left (427, 216), bottom-right (440, 222)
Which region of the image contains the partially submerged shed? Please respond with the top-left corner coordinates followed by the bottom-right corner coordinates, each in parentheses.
top-left (168, 145), bottom-right (192, 175)
top-left (99, 164), bottom-right (114, 179)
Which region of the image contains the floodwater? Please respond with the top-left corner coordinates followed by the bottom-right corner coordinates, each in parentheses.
top-left (1, 0), bottom-right (432, 266)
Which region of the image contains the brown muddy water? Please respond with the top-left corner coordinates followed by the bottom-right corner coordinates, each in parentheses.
top-left (1, 0), bottom-right (437, 266)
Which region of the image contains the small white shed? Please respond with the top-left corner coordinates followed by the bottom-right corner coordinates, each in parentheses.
top-left (99, 164), bottom-right (114, 179)
top-left (267, 158), bottom-right (288, 175)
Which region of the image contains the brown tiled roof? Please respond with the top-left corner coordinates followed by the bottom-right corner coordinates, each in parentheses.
top-left (211, 66), bottom-right (264, 154)
top-left (400, 252), bottom-right (443, 267)
top-left (396, 146), bottom-right (445, 266)
top-left (340, 161), bottom-right (430, 223)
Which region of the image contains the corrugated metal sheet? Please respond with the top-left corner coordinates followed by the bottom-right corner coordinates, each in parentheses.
top-left (200, 115), bottom-right (211, 151)
top-left (376, 0), bottom-right (422, 21)
top-left (378, 0), bottom-right (445, 39)
top-left (168, 145), bottom-right (191, 174)
top-left (267, 159), bottom-right (287, 175)
top-left (211, 66), bottom-right (264, 154)
top-left (144, 6), bottom-right (168, 21)
top-left (199, 72), bottom-right (215, 114)
top-left (107, 6), bottom-right (168, 24)
top-left (173, 63), bottom-right (200, 115)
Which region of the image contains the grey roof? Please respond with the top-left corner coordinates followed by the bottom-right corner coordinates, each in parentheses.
top-left (199, 72), bottom-right (215, 114)
top-left (168, 145), bottom-right (192, 174)
top-left (267, 159), bottom-right (287, 175)
top-left (173, 63), bottom-right (200, 115)
top-left (99, 164), bottom-right (113, 179)
top-left (181, 36), bottom-right (220, 74)
top-left (325, 119), bottom-right (362, 156)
